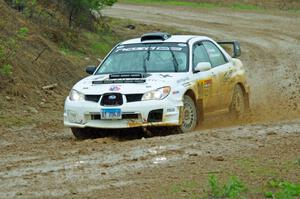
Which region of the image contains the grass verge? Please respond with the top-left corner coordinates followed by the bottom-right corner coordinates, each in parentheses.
top-left (120, 0), bottom-right (300, 12)
top-left (119, 0), bottom-right (263, 11)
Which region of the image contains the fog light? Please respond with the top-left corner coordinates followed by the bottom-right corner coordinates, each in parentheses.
top-left (67, 110), bottom-right (83, 124)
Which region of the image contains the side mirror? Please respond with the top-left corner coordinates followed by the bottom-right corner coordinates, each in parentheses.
top-left (194, 62), bottom-right (212, 72)
top-left (86, 65), bottom-right (97, 75)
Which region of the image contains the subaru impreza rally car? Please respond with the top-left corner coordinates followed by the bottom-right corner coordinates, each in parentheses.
top-left (64, 32), bottom-right (250, 139)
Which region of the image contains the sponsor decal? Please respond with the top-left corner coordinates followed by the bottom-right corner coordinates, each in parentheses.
top-left (160, 74), bottom-right (172, 78)
top-left (115, 46), bottom-right (184, 53)
top-left (167, 108), bottom-right (176, 112)
top-left (198, 79), bottom-right (213, 97)
top-left (109, 85), bottom-right (121, 91)
top-left (223, 70), bottom-right (235, 82)
top-left (172, 91), bottom-right (180, 95)
top-left (108, 95), bottom-right (117, 100)
top-left (203, 79), bottom-right (212, 88)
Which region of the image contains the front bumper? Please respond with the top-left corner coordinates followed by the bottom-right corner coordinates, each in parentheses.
top-left (64, 97), bottom-right (183, 129)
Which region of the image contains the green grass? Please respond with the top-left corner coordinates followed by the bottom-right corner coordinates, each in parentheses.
top-left (264, 180), bottom-right (300, 199)
top-left (296, 158), bottom-right (300, 165)
top-left (120, 0), bottom-right (263, 11)
top-left (0, 64), bottom-right (12, 76)
top-left (58, 30), bottom-right (118, 60)
top-left (169, 175), bottom-right (300, 198)
top-left (59, 46), bottom-right (85, 58)
top-left (84, 31), bottom-right (117, 56)
top-left (207, 175), bottom-right (247, 199)
top-left (229, 3), bottom-right (260, 10)
top-left (169, 176), bottom-right (247, 199)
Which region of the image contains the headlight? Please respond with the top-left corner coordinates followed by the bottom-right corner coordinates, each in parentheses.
top-left (69, 89), bottom-right (85, 101)
top-left (142, 86), bottom-right (171, 101)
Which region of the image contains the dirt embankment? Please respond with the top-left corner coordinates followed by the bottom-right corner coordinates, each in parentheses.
top-left (0, 0), bottom-right (90, 122)
top-left (0, 0), bottom-right (87, 95)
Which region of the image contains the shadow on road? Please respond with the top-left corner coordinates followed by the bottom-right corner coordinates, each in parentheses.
top-left (78, 127), bottom-right (177, 141)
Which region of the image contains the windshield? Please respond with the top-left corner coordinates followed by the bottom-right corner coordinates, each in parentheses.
top-left (96, 43), bottom-right (189, 74)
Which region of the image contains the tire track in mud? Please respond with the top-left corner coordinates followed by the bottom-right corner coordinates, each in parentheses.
top-left (103, 4), bottom-right (300, 121)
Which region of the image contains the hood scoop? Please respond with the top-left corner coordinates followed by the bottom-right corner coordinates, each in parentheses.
top-left (109, 73), bottom-right (150, 79)
top-left (92, 73), bottom-right (150, 84)
top-left (92, 79), bottom-right (146, 84)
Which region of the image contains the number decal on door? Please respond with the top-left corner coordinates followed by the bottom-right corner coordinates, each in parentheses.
top-left (198, 79), bottom-right (213, 97)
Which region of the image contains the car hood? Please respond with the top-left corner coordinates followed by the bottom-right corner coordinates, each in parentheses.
top-left (72, 73), bottom-right (191, 94)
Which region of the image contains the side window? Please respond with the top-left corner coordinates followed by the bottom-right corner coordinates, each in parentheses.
top-left (203, 41), bottom-right (227, 67)
top-left (193, 43), bottom-right (210, 68)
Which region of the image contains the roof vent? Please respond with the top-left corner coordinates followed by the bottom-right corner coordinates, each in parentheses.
top-left (141, 32), bottom-right (171, 42)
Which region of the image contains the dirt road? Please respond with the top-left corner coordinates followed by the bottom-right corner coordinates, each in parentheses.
top-left (0, 3), bottom-right (300, 198)
top-left (103, 4), bottom-right (300, 118)
top-left (1, 118), bottom-right (299, 198)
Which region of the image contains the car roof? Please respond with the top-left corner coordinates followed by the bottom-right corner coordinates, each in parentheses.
top-left (120, 35), bottom-right (211, 45)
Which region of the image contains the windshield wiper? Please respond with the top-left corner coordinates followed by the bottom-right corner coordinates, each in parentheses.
top-left (143, 44), bottom-right (152, 73)
top-left (169, 46), bottom-right (179, 72)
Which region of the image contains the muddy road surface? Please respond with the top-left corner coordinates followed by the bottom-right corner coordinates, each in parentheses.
top-left (1, 118), bottom-right (300, 198)
top-left (1, 3), bottom-right (300, 198)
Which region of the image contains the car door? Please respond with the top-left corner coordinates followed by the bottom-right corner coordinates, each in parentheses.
top-left (202, 41), bottom-right (233, 111)
top-left (192, 42), bottom-right (219, 112)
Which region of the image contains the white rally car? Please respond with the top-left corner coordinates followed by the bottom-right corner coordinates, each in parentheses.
top-left (64, 32), bottom-right (250, 139)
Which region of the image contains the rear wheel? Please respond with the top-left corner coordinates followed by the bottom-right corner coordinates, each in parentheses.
top-left (71, 128), bottom-right (94, 140)
top-left (176, 95), bottom-right (198, 133)
top-left (230, 85), bottom-right (246, 119)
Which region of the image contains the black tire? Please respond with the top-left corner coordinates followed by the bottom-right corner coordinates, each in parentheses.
top-left (230, 85), bottom-right (246, 119)
top-left (71, 128), bottom-right (94, 140)
top-left (176, 95), bottom-right (198, 133)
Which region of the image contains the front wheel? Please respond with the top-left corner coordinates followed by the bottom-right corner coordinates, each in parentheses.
top-left (176, 95), bottom-right (198, 133)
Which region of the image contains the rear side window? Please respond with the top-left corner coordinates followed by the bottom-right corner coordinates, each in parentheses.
top-left (203, 41), bottom-right (227, 67)
top-left (193, 43), bottom-right (210, 68)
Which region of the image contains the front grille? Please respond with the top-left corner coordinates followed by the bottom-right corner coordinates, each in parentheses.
top-left (100, 93), bottom-right (123, 106)
top-left (122, 113), bottom-right (139, 119)
top-left (91, 114), bottom-right (101, 120)
top-left (125, 94), bottom-right (143, 103)
top-left (85, 95), bottom-right (101, 102)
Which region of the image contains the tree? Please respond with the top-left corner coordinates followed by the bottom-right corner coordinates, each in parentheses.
top-left (63, 0), bottom-right (117, 30)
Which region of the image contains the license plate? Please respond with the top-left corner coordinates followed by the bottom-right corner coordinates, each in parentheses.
top-left (101, 108), bottom-right (122, 120)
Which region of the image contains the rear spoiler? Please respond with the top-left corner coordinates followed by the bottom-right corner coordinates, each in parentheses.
top-left (217, 41), bottom-right (241, 58)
